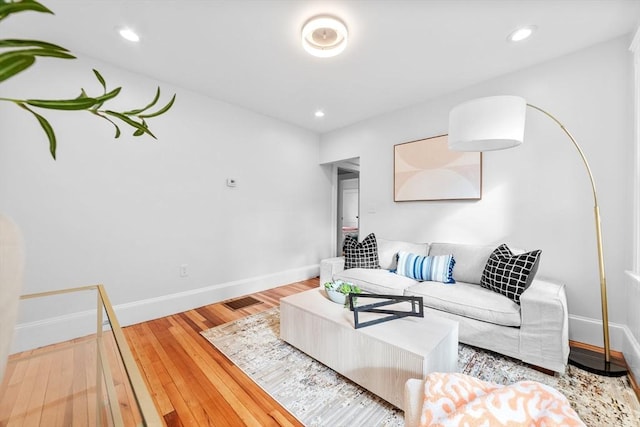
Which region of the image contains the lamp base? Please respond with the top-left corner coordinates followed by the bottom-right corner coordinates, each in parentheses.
top-left (568, 346), bottom-right (627, 377)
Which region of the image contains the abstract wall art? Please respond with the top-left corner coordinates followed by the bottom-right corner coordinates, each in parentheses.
top-left (394, 134), bottom-right (482, 201)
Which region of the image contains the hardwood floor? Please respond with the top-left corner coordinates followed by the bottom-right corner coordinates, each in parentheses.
top-left (0, 330), bottom-right (142, 426)
top-left (4, 277), bottom-right (638, 425)
top-left (124, 278), bottom-right (317, 427)
top-left (0, 278), bottom-right (317, 427)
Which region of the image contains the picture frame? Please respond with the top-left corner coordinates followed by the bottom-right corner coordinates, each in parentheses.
top-left (394, 134), bottom-right (482, 201)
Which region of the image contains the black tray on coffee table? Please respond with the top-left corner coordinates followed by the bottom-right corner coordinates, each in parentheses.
top-left (347, 293), bottom-right (424, 329)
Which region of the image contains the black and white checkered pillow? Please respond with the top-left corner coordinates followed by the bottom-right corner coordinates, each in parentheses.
top-left (480, 244), bottom-right (541, 304)
top-left (343, 233), bottom-right (381, 270)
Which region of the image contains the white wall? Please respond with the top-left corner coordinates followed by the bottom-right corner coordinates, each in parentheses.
top-left (625, 28), bottom-right (640, 384)
top-left (320, 36), bottom-right (635, 351)
top-left (0, 55), bottom-right (333, 347)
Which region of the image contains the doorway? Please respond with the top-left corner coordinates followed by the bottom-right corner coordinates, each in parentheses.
top-left (336, 161), bottom-right (360, 255)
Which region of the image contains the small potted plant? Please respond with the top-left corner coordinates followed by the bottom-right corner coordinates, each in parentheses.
top-left (324, 280), bottom-right (361, 307)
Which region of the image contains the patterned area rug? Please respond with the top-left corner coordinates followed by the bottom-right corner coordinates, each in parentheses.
top-left (200, 307), bottom-right (640, 427)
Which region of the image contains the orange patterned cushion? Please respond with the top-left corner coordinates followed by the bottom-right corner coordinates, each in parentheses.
top-left (420, 372), bottom-right (585, 426)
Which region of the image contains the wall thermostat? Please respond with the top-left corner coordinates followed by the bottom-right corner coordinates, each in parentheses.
top-left (226, 178), bottom-right (237, 187)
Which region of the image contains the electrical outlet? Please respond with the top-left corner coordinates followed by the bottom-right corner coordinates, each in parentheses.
top-left (180, 264), bottom-right (188, 277)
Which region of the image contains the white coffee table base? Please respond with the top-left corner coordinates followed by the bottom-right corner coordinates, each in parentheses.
top-left (280, 289), bottom-right (458, 409)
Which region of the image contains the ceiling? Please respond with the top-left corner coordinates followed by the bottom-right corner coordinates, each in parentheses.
top-left (3, 0), bottom-right (639, 134)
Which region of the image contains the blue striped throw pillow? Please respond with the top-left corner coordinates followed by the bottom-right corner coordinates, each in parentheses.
top-left (395, 251), bottom-right (456, 283)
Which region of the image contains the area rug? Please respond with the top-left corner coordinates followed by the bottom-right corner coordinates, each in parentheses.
top-left (200, 308), bottom-right (640, 427)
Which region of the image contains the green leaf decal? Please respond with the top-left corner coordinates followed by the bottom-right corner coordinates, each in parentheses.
top-left (0, 53), bottom-right (35, 82)
top-left (26, 97), bottom-right (99, 110)
top-left (139, 93), bottom-right (176, 118)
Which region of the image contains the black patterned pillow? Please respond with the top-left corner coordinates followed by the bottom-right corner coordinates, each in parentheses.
top-left (480, 244), bottom-right (541, 304)
top-left (343, 233), bottom-right (381, 269)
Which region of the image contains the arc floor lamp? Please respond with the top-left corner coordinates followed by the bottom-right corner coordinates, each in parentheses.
top-left (448, 95), bottom-right (626, 377)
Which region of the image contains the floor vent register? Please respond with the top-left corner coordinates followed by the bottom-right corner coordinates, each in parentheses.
top-left (223, 296), bottom-right (263, 311)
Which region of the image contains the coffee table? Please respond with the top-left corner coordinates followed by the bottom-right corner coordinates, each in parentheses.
top-left (280, 288), bottom-right (458, 409)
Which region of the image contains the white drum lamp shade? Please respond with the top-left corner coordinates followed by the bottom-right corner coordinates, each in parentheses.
top-left (448, 95), bottom-right (527, 152)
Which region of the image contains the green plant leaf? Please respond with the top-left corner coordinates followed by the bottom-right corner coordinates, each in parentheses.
top-left (93, 69), bottom-right (106, 92)
top-left (92, 111), bottom-right (122, 138)
top-left (124, 87), bottom-right (160, 115)
top-left (135, 119), bottom-right (149, 132)
top-left (0, 48), bottom-right (75, 61)
top-left (0, 0), bottom-right (53, 22)
top-left (139, 93), bottom-right (176, 118)
top-left (105, 110), bottom-right (156, 138)
top-left (18, 102), bottom-right (57, 159)
top-left (25, 97), bottom-right (99, 110)
top-left (0, 39), bottom-right (69, 51)
top-left (0, 53), bottom-right (35, 82)
top-left (133, 128), bottom-right (144, 136)
top-left (92, 87), bottom-right (122, 110)
top-left (94, 87), bottom-right (121, 103)
top-left (76, 88), bottom-right (88, 99)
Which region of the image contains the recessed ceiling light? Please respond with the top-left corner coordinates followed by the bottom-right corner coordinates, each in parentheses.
top-left (507, 26), bottom-right (536, 42)
top-left (315, 110), bottom-right (325, 118)
top-left (118, 27), bottom-right (140, 42)
top-left (302, 16), bottom-right (348, 58)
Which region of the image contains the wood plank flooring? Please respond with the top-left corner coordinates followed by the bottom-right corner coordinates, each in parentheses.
top-left (0, 332), bottom-right (142, 427)
top-left (3, 277), bottom-right (639, 425)
top-left (0, 279), bottom-right (316, 427)
top-left (123, 279), bottom-right (317, 427)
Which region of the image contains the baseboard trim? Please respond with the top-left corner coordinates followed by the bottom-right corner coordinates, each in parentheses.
top-left (568, 340), bottom-right (626, 362)
top-left (622, 324), bottom-right (640, 401)
top-left (11, 309), bottom-right (97, 354)
top-left (568, 314), bottom-right (627, 351)
top-left (10, 264), bottom-right (319, 354)
top-left (115, 264), bottom-right (319, 326)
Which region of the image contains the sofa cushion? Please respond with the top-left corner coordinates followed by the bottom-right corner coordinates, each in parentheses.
top-left (406, 281), bottom-right (521, 327)
top-left (377, 238), bottom-right (429, 270)
top-left (480, 244), bottom-right (541, 304)
top-left (396, 252), bottom-right (455, 284)
top-left (334, 268), bottom-right (417, 296)
top-left (428, 243), bottom-right (496, 285)
top-left (343, 233), bottom-right (380, 269)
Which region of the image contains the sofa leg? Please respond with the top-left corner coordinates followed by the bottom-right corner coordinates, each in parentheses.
top-left (528, 364), bottom-right (556, 376)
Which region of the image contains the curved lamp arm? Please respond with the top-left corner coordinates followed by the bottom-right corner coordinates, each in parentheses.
top-left (527, 103), bottom-right (611, 363)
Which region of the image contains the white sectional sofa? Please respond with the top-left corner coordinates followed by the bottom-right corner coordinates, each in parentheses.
top-left (320, 238), bottom-right (569, 373)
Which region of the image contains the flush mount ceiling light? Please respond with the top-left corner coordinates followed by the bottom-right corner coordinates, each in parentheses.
top-left (118, 27), bottom-right (140, 42)
top-left (507, 25), bottom-right (536, 42)
top-left (302, 15), bottom-right (348, 58)
top-left (314, 110), bottom-right (325, 118)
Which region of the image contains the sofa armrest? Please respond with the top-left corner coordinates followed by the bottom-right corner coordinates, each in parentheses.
top-left (519, 279), bottom-right (570, 373)
top-left (319, 257), bottom-right (345, 287)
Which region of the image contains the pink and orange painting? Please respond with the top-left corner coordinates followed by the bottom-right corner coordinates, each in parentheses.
top-left (394, 135), bottom-right (482, 201)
